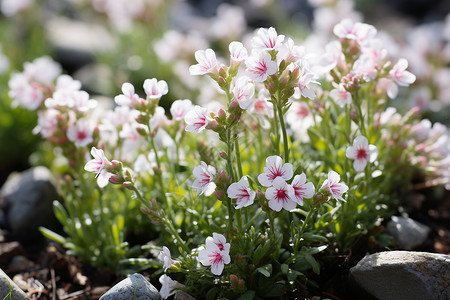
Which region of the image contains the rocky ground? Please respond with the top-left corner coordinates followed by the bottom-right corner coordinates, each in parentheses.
top-left (0, 168), bottom-right (449, 300)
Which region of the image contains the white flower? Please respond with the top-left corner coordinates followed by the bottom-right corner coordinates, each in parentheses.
top-left (84, 147), bottom-right (113, 188)
top-left (389, 58), bottom-right (416, 87)
top-left (291, 173), bottom-right (315, 206)
top-left (346, 136), bottom-right (378, 172)
top-left (170, 99), bottom-right (194, 121)
top-left (185, 105), bottom-right (211, 133)
top-left (159, 275), bottom-right (184, 299)
top-left (144, 78), bottom-right (168, 100)
top-left (8, 73), bottom-right (43, 110)
top-left (198, 233), bottom-right (231, 275)
top-left (298, 67), bottom-right (319, 100)
top-left (245, 51), bottom-right (278, 82)
top-left (278, 37), bottom-right (306, 63)
top-left (23, 56), bottom-right (61, 84)
top-left (232, 76), bottom-right (255, 110)
top-left (227, 176), bottom-right (256, 209)
top-left (1, 0), bottom-right (32, 16)
top-left (320, 171), bottom-right (349, 201)
top-left (192, 161), bottom-right (216, 196)
top-left (66, 118), bottom-right (94, 148)
top-left (265, 177), bottom-right (297, 212)
top-left (114, 82), bottom-right (140, 107)
top-left (329, 83), bottom-right (352, 107)
top-left (258, 155), bottom-right (293, 187)
top-left (251, 27), bottom-right (285, 52)
top-left (229, 41), bottom-right (248, 64)
top-left (189, 49), bottom-right (218, 76)
top-left (333, 19), bottom-right (377, 46)
top-left (158, 246), bottom-right (173, 272)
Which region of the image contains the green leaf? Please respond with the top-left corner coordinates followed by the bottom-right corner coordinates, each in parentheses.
top-left (301, 232), bottom-right (328, 243)
top-left (256, 264), bottom-right (272, 277)
top-left (205, 287), bottom-right (218, 300)
top-left (287, 269), bottom-right (304, 282)
top-left (304, 254), bottom-right (320, 274)
top-left (281, 263), bottom-right (289, 275)
top-left (52, 200), bottom-right (68, 223)
top-left (39, 227), bottom-right (66, 244)
top-left (112, 224), bottom-right (120, 246)
top-left (237, 290), bottom-right (255, 300)
top-left (253, 240), bottom-right (272, 265)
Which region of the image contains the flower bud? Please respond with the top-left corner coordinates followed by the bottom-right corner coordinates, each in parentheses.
top-left (123, 181), bottom-right (134, 190)
top-left (214, 190), bottom-right (225, 200)
top-left (135, 113), bottom-right (149, 124)
top-left (219, 151), bottom-right (228, 159)
top-left (109, 174), bottom-right (124, 184)
top-left (218, 64), bottom-right (228, 78)
top-left (136, 124), bottom-right (149, 136)
top-left (153, 166), bottom-right (162, 175)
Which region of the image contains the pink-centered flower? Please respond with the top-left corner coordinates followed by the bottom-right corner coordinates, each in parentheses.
top-left (229, 41), bottom-right (248, 64)
top-left (189, 49), bottom-right (218, 76)
top-left (207, 233), bottom-right (231, 253)
top-left (278, 37), bottom-right (306, 63)
top-left (389, 58), bottom-right (416, 87)
top-left (329, 83), bottom-right (352, 107)
top-left (291, 173), bottom-right (315, 206)
top-left (227, 176), bottom-right (256, 209)
top-left (345, 136), bottom-right (378, 172)
top-left (298, 67), bottom-right (318, 100)
top-left (265, 177), bottom-right (297, 211)
top-left (232, 76), bottom-right (255, 110)
top-left (192, 161), bottom-right (216, 196)
top-left (144, 78), bottom-right (168, 100)
top-left (170, 99), bottom-right (194, 121)
top-left (114, 82), bottom-right (141, 107)
top-left (185, 105), bottom-right (211, 133)
top-left (258, 155), bottom-right (293, 187)
top-left (8, 73), bottom-right (44, 110)
top-left (33, 109), bottom-right (60, 138)
top-left (245, 51), bottom-right (278, 82)
top-left (198, 233), bottom-right (231, 276)
top-left (158, 246), bottom-right (174, 272)
top-left (320, 171), bottom-right (349, 201)
top-left (159, 275), bottom-right (185, 299)
top-left (333, 19), bottom-right (377, 46)
top-left (66, 118), bottom-right (94, 148)
top-left (251, 27), bottom-right (285, 52)
top-left (84, 147), bottom-right (114, 188)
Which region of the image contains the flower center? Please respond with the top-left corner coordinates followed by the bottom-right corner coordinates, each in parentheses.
top-left (356, 148), bottom-right (368, 160)
top-left (276, 188), bottom-right (288, 202)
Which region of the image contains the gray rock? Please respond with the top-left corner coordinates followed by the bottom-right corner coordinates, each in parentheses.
top-left (350, 251), bottom-right (450, 300)
top-left (174, 290), bottom-right (196, 300)
top-left (0, 167), bottom-right (61, 233)
top-left (387, 215), bottom-right (430, 249)
top-left (100, 273), bottom-right (162, 300)
top-left (0, 268), bottom-right (31, 300)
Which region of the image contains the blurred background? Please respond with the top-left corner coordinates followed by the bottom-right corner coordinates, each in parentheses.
top-left (1, 0), bottom-right (449, 185)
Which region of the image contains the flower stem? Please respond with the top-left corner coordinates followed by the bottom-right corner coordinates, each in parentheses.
top-left (276, 103), bottom-right (290, 163)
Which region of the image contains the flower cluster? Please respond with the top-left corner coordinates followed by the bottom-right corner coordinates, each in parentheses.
top-left (8, 10), bottom-right (450, 299)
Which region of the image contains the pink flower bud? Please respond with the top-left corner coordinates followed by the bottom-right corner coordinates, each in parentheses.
top-left (109, 174), bottom-right (124, 184)
top-left (218, 108), bottom-right (226, 119)
top-left (123, 181), bottom-right (134, 190)
top-left (219, 151), bottom-right (228, 159)
top-left (214, 190), bottom-right (224, 200)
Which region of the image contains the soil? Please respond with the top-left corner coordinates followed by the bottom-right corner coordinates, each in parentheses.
top-left (0, 191), bottom-right (449, 300)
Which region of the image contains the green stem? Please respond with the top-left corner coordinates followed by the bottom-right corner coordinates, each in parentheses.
top-left (234, 138), bottom-right (243, 179)
top-left (162, 215), bottom-right (190, 253)
top-left (295, 207), bottom-right (316, 254)
top-left (276, 104), bottom-right (290, 163)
